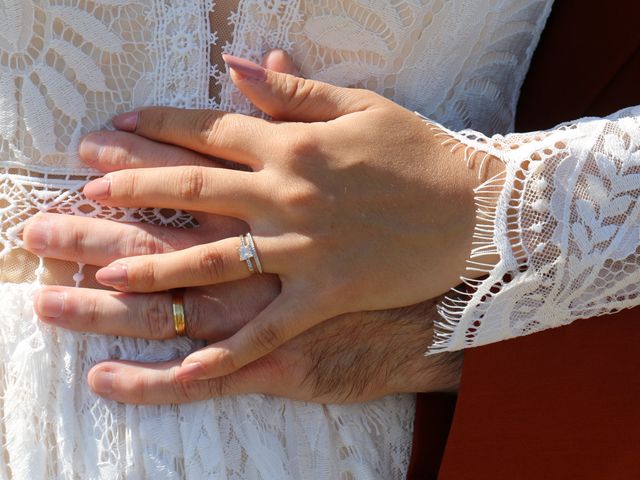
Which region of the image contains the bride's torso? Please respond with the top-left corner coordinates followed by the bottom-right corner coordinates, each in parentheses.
top-left (0, 1), bottom-right (553, 478)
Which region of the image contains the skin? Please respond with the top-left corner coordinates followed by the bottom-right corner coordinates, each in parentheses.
top-left (23, 50), bottom-right (495, 403)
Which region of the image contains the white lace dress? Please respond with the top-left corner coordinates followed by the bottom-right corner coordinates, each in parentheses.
top-left (2, 0), bottom-right (637, 478)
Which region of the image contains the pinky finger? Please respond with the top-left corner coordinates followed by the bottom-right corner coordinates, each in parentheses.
top-left (175, 291), bottom-right (325, 380)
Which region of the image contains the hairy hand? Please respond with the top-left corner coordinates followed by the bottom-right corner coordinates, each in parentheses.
top-left (76, 296), bottom-right (462, 405)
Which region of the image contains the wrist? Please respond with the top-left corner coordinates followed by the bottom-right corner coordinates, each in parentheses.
top-left (397, 349), bottom-right (464, 394)
top-left (384, 301), bottom-right (464, 394)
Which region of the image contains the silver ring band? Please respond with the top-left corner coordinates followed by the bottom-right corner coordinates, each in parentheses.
top-left (246, 233), bottom-right (263, 274)
top-left (238, 233), bottom-right (262, 274)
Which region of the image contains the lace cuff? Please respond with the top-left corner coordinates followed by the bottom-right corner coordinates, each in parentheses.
top-left (426, 105), bottom-right (640, 352)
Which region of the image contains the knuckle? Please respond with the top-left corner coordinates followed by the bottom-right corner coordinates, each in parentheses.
top-left (195, 111), bottom-right (224, 145)
top-left (355, 88), bottom-right (381, 104)
top-left (277, 76), bottom-right (315, 117)
top-left (284, 130), bottom-right (320, 159)
top-left (205, 377), bottom-right (230, 398)
top-left (125, 230), bottom-right (164, 256)
top-left (139, 108), bottom-right (170, 136)
top-left (171, 376), bottom-right (205, 403)
top-left (280, 181), bottom-right (321, 213)
top-left (177, 166), bottom-right (206, 201)
top-left (184, 296), bottom-right (208, 340)
top-left (140, 295), bottom-right (174, 340)
top-left (127, 374), bottom-right (151, 404)
top-left (105, 137), bottom-right (134, 167)
top-left (194, 246), bottom-right (226, 282)
top-left (130, 260), bottom-right (158, 291)
top-left (84, 295), bottom-right (101, 329)
top-left (216, 349), bottom-right (238, 375)
top-left (69, 224), bottom-right (89, 257)
top-left (113, 170), bottom-right (139, 200)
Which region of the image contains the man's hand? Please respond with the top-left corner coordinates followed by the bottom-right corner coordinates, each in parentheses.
top-left (86, 298), bottom-right (461, 405)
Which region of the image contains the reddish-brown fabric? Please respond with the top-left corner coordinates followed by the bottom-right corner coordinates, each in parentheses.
top-left (405, 393), bottom-right (457, 479)
top-left (408, 1), bottom-right (640, 478)
top-left (439, 310), bottom-right (640, 480)
top-left (516, 0), bottom-right (640, 131)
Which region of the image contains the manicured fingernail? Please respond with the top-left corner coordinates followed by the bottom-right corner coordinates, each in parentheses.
top-left (96, 264), bottom-right (128, 287)
top-left (175, 362), bottom-right (204, 381)
top-left (91, 370), bottom-right (114, 395)
top-left (113, 111), bottom-right (138, 131)
top-left (24, 218), bottom-right (50, 253)
top-left (83, 177), bottom-right (111, 200)
top-left (222, 54), bottom-right (267, 81)
top-left (79, 133), bottom-right (107, 165)
top-left (36, 290), bottom-right (65, 318)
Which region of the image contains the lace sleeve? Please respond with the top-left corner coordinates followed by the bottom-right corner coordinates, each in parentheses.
top-left (425, 105), bottom-right (640, 352)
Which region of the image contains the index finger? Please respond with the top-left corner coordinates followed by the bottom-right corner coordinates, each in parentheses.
top-left (114, 107), bottom-right (277, 169)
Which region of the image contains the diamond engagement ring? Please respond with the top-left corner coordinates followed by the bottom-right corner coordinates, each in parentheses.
top-left (238, 232), bottom-right (263, 274)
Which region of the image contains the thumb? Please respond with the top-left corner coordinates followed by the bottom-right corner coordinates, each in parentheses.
top-left (222, 54), bottom-right (379, 122)
top-left (175, 291), bottom-right (325, 381)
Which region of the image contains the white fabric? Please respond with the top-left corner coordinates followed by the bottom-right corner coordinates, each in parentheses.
top-left (432, 106), bottom-right (640, 352)
top-left (0, 0), bottom-right (559, 478)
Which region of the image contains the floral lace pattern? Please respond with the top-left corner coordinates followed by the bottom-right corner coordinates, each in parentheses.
top-left (219, 0), bottom-right (552, 134)
top-left (0, 1), bottom-right (215, 281)
top-left (432, 106), bottom-right (640, 352)
top-left (0, 1), bottom-right (155, 167)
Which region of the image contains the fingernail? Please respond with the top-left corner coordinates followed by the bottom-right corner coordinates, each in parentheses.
top-left (222, 54), bottom-right (267, 81)
top-left (175, 362), bottom-right (204, 381)
top-left (83, 177), bottom-right (111, 200)
top-left (113, 111), bottom-right (138, 132)
top-left (24, 218), bottom-right (50, 253)
top-left (96, 264), bottom-right (128, 287)
top-left (79, 133), bottom-right (107, 165)
top-left (36, 290), bottom-right (65, 318)
top-left (91, 370), bottom-right (114, 395)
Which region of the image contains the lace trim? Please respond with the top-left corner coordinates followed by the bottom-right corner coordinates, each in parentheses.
top-left (430, 120), bottom-right (577, 350)
top-left (427, 107), bottom-right (640, 352)
top-left (152, 0), bottom-right (219, 110)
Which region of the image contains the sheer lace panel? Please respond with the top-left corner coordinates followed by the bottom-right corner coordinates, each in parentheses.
top-left (286, 0), bottom-right (552, 134)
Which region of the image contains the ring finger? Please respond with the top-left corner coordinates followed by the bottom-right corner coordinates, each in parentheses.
top-left (36, 274), bottom-right (280, 341)
top-left (94, 234), bottom-right (280, 292)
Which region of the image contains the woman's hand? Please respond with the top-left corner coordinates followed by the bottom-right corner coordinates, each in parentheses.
top-left (28, 54), bottom-right (494, 383)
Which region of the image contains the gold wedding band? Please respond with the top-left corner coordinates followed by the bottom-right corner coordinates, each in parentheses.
top-left (172, 291), bottom-right (187, 336)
